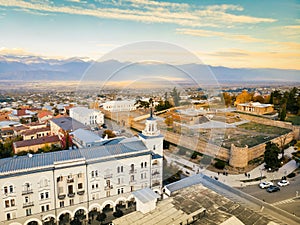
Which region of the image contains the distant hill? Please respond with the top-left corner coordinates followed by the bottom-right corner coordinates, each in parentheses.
top-left (0, 55), bottom-right (299, 83)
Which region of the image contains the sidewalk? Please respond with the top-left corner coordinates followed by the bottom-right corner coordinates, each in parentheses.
top-left (165, 146), bottom-right (299, 188)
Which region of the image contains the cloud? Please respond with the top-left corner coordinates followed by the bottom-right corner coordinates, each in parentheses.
top-left (176, 28), bottom-right (264, 43)
top-left (0, 0), bottom-right (276, 28)
top-left (198, 49), bottom-right (300, 70)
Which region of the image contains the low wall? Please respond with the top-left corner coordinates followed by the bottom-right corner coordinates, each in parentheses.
top-left (247, 131), bottom-right (294, 161)
top-left (236, 113), bottom-right (293, 130)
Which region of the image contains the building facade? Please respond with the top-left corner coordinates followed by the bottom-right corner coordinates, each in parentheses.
top-left (69, 107), bottom-right (104, 127)
top-left (102, 100), bottom-right (136, 112)
top-left (0, 116), bottom-right (163, 225)
top-left (236, 102), bottom-right (274, 115)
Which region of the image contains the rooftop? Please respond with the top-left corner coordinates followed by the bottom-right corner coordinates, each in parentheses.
top-left (1, 139), bottom-right (149, 176)
top-left (114, 182), bottom-right (276, 225)
top-left (13, 135), bottom-right (60, 148)
top-left (50, 116), bottom-right (86, 131)
top-left (70, 128), bottom-right (102, 143)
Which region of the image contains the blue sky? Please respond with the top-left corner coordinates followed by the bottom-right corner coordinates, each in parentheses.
top-left (0, 0), bottom-right (299, 69)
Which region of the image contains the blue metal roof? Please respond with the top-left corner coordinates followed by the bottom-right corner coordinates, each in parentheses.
top-left (139, 133), bottom-right (163, 139)
top-left (0, 140), bottom-right (148, 175)
top-left (165, 174), bottom-right (203, 193)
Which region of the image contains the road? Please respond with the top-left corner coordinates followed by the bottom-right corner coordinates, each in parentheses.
top-left (238, 175), bottom-right (300, 217)
top-left (200, 174), bottom-right (300, 225)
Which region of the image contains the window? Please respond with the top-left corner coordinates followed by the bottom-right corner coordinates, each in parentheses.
top-left (153, 145), bottom-right (156, 150)
top-left (117, 188), bottom-right (124, 195)
top-left (25, 196), bottom-right (29, 203)
top-left (40, 191), bottom-right (49, 200)
top-left (117, 167), bottom-right (120, 173)
top-left (78, 183), bottom-right (83, 189)
top-left (78, 173), bottom-right (83, 178)
top-left (41, 205), bottom-right (45, 212)
top-left (46, 204), bottom-right (50, 211)
top-left (4, 186), bottom-right (8, 194)
top-left (130, 175), bottom-right (134, 182)
top-left (141, 173), bottom-right (143, 179)
top-left (91, 171), bottom-right (94, 177)
top-left (69, 199), bottom-right (74, 206)
top-left (26, 208), bottom-right (32, 216)
top-left (95, 170), bottom-right (98, 177)
top-left (5, 199), bottom-right (15, 208)
top-left (6, 213), bottom-right (11, 220)
top-left (141, 162), bottom-right (144, 168)
top-left (60, 201), bottom-right (64, 208)
top-left (145, 162), bottom-right (147, 168)
top-left (121, 166), bottom-right (123, 172)
top-left (57, 176), bottom-right (63, 182)
top-left (9, 185), bottom-right (13, 193)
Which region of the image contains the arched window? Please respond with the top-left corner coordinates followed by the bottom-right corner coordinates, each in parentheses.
top-left (141, 162), bottom-right (143, 168)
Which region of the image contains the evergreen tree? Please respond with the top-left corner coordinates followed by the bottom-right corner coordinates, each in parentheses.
top-left (264, 142), bottom-right (280, 170)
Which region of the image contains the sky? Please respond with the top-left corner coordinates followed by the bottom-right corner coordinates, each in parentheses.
top-left (0, 0), bottom-right (299, 69)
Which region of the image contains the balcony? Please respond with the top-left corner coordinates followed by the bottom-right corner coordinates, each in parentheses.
top-left (58, 194), bottom-right (66, 200)
top-left (23, 202), bottom-right (34, 208)
top-left (152, 181), bottom-right (160, 187)
top-left (152, 171), bottom-right (160, 176)
top-left (68, 193), bottom-right (75, 198)
top-left (77, 190), bottom-right (85, 195)
top-left (104, 174), bottom-right (113, 179)
top-left (22, 189), bottom-right (33, 195)
top-left (104, 185), bottom-right (113, 191)
top-left (67, 178), bottom-right (74, 183)
top-left (129, 169), bottom-right (137, 174)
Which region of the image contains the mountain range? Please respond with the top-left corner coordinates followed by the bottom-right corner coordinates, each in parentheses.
top-left (0, 55), bottom-right (299, 83)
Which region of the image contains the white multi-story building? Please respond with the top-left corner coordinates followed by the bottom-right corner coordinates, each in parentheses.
top-left (0, 115), bottom-right (163, 225)
top-left (102, 100), bottom-right (136, 112)
top-left (69, 107), bottom-right (104, 127)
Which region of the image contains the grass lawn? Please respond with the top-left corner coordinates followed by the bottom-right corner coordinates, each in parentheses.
top-left (286, 115), bottom-right (300, 125)
top-left (238, 122), bottom-right (291, 135)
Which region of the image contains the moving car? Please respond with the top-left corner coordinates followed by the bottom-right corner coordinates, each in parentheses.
top-left (277, 180), bottom-right (290, 187)
top-left (259, 181), bottom-right (273, 189)
top-left (266, 185), bottom-right (280, 193)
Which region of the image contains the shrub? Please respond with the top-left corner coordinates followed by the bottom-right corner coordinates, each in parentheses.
top-left (113, 209), bottom-right (123, 218)
top-left (214, 161), bottom-right (226, 170)
top-left (287, 172), bottom-right (296, 178)
top-left (191, 152), bottom-right (198, 159)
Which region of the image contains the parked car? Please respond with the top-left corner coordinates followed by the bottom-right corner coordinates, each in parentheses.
top-left (259, 181), bottom-right (273, 189)
top-left (277, 180), bottom-right (290, 187)
top-left (266, 185), bottom-right (280, 193)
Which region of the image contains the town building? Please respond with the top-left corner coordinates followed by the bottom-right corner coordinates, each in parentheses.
top-left (0, 114), bottom-right (163, 225)
top-left (236, 102), bottom-right (274, 115)
top-left (102, 100), bottom-right (136, 112)
top-left (13, 135), bottom-right (61, 154)
top-left (69, 107), bottom-right (104, 127)
top-left (70, 128), bottom-right (103, 148)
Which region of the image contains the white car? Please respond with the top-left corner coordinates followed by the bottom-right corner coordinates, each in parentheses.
top-left (259, 181), bottom-right (274, 189)
top-left (277, 180), bottom-right (290, 187)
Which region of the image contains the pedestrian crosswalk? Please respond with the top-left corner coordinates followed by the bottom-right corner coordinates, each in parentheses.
top-left (272, 198), bottom-right (295, 206)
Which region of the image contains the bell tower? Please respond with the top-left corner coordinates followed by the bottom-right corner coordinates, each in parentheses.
top-left (139, 108), bottom-right (163, 156)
